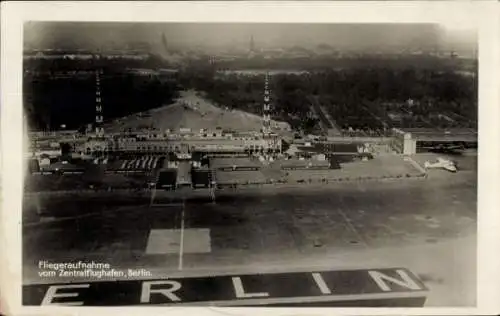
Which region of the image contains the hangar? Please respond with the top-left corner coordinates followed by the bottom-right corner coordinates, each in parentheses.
top-left (156, 169), bottom-right (177, 190)
top-left (191, 169), bottom-right (213, 189)
top-left (209, 157), bottom-right (262, 171)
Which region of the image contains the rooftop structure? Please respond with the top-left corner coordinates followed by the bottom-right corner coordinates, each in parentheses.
top-left (209, 157), bottom-right (263, 171)
top-left (214, 170), bottom-right (267, 186)
top-left (191, 169), bottom-right (212, 189)
top-left (176, 161), bottom-right (192, 186)
top-left (156, 169), bottom-right (177, 190)
top-left (43, 161), bottom-right (86, 173)
top-left (271, 158), bottom-right (331, 170)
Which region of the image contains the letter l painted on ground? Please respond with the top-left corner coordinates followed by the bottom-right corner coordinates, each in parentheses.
top-left (232, 277), bottom-right (270, 298)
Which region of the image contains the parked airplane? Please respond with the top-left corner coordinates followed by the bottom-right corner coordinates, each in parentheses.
top-left (424, 157), bottom-right (458, 173)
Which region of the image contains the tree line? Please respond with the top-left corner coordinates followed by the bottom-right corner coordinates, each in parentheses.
top-left (182, 67), bottom-right (477, 132)
top-left (24, 71), bottom-right (180, 131)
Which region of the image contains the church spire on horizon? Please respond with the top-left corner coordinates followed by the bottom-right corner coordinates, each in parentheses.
top-left (250, 35), bottom-right (255, 53)
top-left (161, 33), bottom-right (168, 54)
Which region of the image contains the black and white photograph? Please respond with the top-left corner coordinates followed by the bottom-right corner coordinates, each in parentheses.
top-left (2, 2), bottom-right (498, 313)
top-left (18, 20), bottom-right (479, 307)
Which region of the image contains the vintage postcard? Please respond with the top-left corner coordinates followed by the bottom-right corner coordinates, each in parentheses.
top-left (1, 1), bottom-right (499, 315)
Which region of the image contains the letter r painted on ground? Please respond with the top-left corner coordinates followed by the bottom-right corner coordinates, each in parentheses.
top-left (41, 284), bottom-right (90, 306)
top-left (368, 269), bottom-right (423, 292)
top-left (140, 280), bottom-right (182, 303)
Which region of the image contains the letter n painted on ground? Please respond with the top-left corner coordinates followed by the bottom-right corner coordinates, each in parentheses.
top-left (368, 269), bottom-right (423, 292)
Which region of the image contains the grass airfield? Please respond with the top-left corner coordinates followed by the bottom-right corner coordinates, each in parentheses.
top-left (22, 153), bottom-right (477, 306)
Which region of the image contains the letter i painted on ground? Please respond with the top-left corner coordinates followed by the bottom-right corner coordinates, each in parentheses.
top-left (312, 272), bottom-right (332, 294)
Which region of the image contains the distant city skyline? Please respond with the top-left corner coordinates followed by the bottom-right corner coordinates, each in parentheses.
top-left (24, 22), bottom-right (477, 57)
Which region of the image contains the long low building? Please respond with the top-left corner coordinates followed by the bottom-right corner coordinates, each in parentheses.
top-left (214, 170), bottom-right (268, 187)
top-left (271, 158), bottom-right (331, 170)
top-left (209, 157), bottom-right (263, 171)
top-left (71, 134), bottom-right (282, 155)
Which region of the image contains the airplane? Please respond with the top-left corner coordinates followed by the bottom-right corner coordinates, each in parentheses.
top-left (424, 157), bottom-right (458, 173)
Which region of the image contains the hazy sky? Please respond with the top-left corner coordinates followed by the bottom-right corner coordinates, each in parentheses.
top-left (24, 22), bottom-right (477, 55)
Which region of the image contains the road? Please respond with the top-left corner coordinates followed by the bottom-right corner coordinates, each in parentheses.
top-left (22, 154), bottom-right (477, 306)
top-left (308, 95), bottom-right (342, 136)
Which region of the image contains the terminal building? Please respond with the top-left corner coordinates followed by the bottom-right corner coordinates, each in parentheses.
top-left (73, 129), bottom-right (282, 157)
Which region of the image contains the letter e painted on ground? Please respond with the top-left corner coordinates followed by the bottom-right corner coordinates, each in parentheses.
top-left (232, 277), bottom-right (269, 298)
top-left (41, 284), bottom-right (90, 306)
top-left (368, 269), bottom-right (422, 292)
top-left (140, 280), bottom-right (182, 303)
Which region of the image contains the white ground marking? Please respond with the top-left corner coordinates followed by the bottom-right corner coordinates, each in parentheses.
top-left (145, 230), bottom-right (180, 254)
top-left (178, 200), bottom-right (185, 271)
top-left (149, 187), bottom-right (157, 206)
top-left (336, 207), bottom-right (369, 248)
top-left (145, 228), bottom-right (211, 255)
top-left (24, 212), bottom-right (101, 227)
top-left (312, 272), bottom-right (332, 294)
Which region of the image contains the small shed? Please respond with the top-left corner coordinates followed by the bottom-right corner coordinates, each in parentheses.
top-left (156, 169), bottom-right (177, 190)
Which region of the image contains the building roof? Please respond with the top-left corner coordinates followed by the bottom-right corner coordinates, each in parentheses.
top-left (328, 158), bottom-right (342, 169)
top-left (197, 147), bottom-right (247, 153)
top-left (295, 145), bottom-right (323, 154)
top-left (157, 169), bottom-right (177, 186)
top-left (214, 170), bottom-right (267, 184)
top-left (191, 152), bottom-right (205, 162)
top-left (45, 161), bottom-right (86, 172)
top-left (295, 143), bottom-right (362, 154)
top-left (401, 128), bottom-right (477, 135)
top-left (191, 169), bottom-right (211, 186)
top-left (271, 158), bottom-right (330, 169)
top-left (176, 161), bottom-right (192, 184)
top-left (210, 157), bottom-right (263, 170)
top-left (330, 143), bottom-right (359, 153)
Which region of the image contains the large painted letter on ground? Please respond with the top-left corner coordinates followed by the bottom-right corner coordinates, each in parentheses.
top-left (141, 280), bottom-right (182, 303)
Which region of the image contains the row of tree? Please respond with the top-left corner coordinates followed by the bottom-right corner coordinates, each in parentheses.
top-left (24, 72), bottom-right (180, 131)
top-left (273, 69), bottom-right (476, 105)
top-left (182, 67), bottom-right (477, 132)
top-left (23, 53), bottom-right (171, 72)
top-left (24, 56), bottom-right (477, 133)
top-left (214, 55), bottom-right (475, 73)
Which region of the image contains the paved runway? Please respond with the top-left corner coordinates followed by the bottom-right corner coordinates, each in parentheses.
top-left (22, 154), bottom-right (477, 306)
